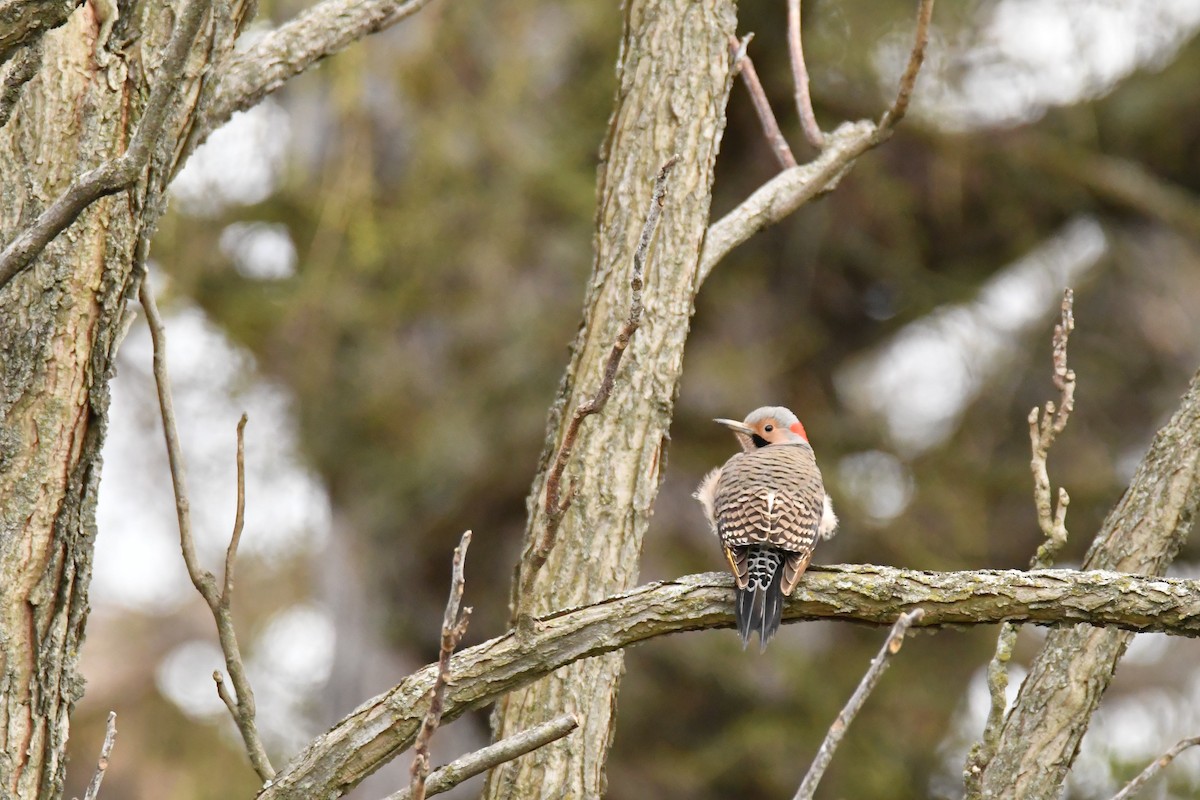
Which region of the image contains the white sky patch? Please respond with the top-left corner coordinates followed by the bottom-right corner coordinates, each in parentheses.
top-left (837, 450), bottom-right (915, 524)
top-left (171, 99), bottom-right (291, 216)
top-left (220, 221), bottom-right (298, 280)
top-left (95, 273), bottom-right (330, 613)
top-left (835, 217), bottom-right (1106, 457)
top-left (885, 0), bottom-right (1200, 131)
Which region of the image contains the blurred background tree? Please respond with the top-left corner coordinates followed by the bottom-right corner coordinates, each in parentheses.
top-left (65, 1), bottom-right (1200, 798)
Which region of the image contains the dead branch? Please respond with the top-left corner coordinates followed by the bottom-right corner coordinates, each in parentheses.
top-left (520, 155), bottom-right (678, 599)
top-left (196, 0), bottom-right (439, 153)
top-left (258, 565), bottom-right (1200, 800)
top-left (965, 288), bottom-right (1077, 795)
top-left (786, 0), bottom-right (824, 149)
top-left (77, 711), bottom-right (117, 800)
top-left (1110, 736), bottom-right (1200, 800)
top-left (386, 714), bottom-right (578, 800)
top-left (729, 34), bottom-right (798, 170)
top-left (0, 0), bottom-right (213, 292)
top-left (793, 609), bottom-right (923, 800)
top-left (139, 278), bottom-right (275, 781)
top-left (700, 0), bottom-right (936, 285)
top-left (409, 532), bottom-right (473, 800)
top-left (878, 0), bottom-right (935, 133)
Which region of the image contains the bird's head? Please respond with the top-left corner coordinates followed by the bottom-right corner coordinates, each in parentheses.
top-left (714, 406), bottom-right (809, 452)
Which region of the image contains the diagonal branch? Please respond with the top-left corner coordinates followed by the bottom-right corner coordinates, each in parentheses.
top-left (729, 33), bottom-right (798, 170)
top-left (793, 609), bottom-right (924, 800)
top-left (385, 714), bottom-right (578, 800)
top-left (1110, 736), bottom-right (1200, 800)
top-left (258, 564), bottom-right (1200, 800)
top-left (195, 0), bottom-right (439, 151)
top-left (140, 278), bottom-right (275, 782)
top-left (0, 0), bottom-right (213, 292)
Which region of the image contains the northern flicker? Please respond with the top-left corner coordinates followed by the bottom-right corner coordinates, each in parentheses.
top-left (695, 406), bottom-right (837, 650)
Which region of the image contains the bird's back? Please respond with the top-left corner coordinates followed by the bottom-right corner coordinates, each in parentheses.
top-left (713, 442), bottom-right (825, 554)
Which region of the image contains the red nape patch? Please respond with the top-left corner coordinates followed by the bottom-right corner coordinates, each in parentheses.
top-left (790, 421), bottom-right (809, 441)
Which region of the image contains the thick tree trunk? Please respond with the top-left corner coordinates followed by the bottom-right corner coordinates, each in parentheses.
top-left (975, 370), bottom-right (1200, 798)
top-left (0, 3), bottom-right (242, 795)
top-left (485, 2), bottom-right (737, 798)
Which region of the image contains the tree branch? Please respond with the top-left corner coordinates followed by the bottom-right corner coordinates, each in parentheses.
top-left (78, 711), bottom-right (117, 800)
top-left (385, 715), bottom-right (578, 800)
top-left (0, 0), bottom-right (77, 65)
top-left (793, 609), bottom-right (923, 800)
top-left (877, 0), bottom-right (935, 132)
top-left (1110, 736), bottom-right (1200, 800)
top-left (786, 0), bottom-right (823, 149)
top-left (409, 532), bottom-right (472, 800)
top-left (729, 33), bottom-right (798, 170)
top-left (0, 37), bottom-right (41, 128)
top-left (979, 368), bottom-right (1200, 797)
top-left (258, 565), bottom-right (1200, 800)
top-left (140, 278), bottom-right (275, 782)
top-left (196, 0), bottom-right (439, 150)
top-left (0, 0), bottom-right (214, 291)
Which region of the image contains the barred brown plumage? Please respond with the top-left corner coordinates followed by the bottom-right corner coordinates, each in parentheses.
top-left (694, 406), bottom-right (838, 650)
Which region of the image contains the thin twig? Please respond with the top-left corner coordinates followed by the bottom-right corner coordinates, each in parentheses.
top-left (520, 155), bottom-right (678, 600)
top-left (729, 34), bottom-right (797, 170)
top-left (410, 531), bottom-right (473, 800)
top-left (223, 413), bottom-right (249, 605)
top-left (386, 714), bottom-right (578, 800)
top-left (78, 711), bottom-right (117, 800)
top-left (139, 276), bottom-right (275, 781)
top-left (1110, 736), bottom-right (1200, 800)
top-left (878, 0), bottom-right (935, 132)
top-left (786, 0), bottom-right (824, 148)
top-left (0, 0), bottom-right (213, 292)
top-left (793, 609), bottom-right (925, 800)
top-left (964, 288), bottom-right (1077, 796)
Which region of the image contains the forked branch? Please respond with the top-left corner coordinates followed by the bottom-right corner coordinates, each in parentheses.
top-left (140, 277), bottom-right (274, 781)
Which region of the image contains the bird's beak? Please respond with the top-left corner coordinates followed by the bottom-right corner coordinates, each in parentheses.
top-left (713, 418), bottom-right (754, 436)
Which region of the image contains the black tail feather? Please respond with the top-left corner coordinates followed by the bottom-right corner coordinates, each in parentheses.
top-left (734, 547), bottom-right (785, 651)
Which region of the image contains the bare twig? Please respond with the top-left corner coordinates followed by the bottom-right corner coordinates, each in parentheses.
top-left (139, 277), bottom-right (275, 781)
top-left (786, 0), bottom-right (824, 148)
top-left (729, 34), bottom-right (798, 170)
top-left (1110, 736), bottom-right (1200, 800)
top-left (878, 0), bottom-right (935, 132)
top-left (520, 155), bottom-right (678, 599)
top-left (410, 531), bottom-right (473, 800)
top-left (792, 609), bottom-right (924, 800)
top-left (196, 0), bottom-right (439, 154)
top-left (78, 711), bottom-right (117, 800)
top-left (387, 714), bottom-right (578, 800)
top-left (0, 0), bottom-right (213, 292)
top-left (964, 289), bottom-right (1077, 796)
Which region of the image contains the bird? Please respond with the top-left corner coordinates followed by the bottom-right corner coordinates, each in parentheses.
top-left (694, 406), bottom-right (837, 651)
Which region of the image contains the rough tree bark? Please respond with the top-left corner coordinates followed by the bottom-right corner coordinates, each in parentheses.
top-left (485, 2), bottom-right (737, 798)
top-left (0, 2), bottom-right (252, 796)
top-left (975, 370), bottom-right (1200, 798)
